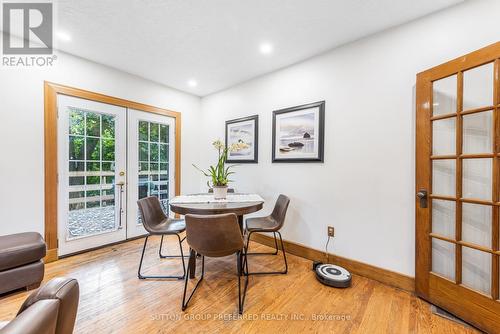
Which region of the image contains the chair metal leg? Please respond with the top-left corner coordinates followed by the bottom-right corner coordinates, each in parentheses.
top-left (237, 251), bottom-right (249, 314)
top-left (181, 249), bottom-right (205, 311)
top-left (159, 234), bottom-right (188, 258)
top-left (138, 234), bottom-right (186, 280)
top-left (246, 231), bottom-right (279, 256)
top-left (181, 249), bottom-right (249, 314)
top-left (244, 246), bottom-right (249, 276)
top-left (278, 232), bottom-right (288, 274)
top-left (245, 231), bottom-right (288, 275)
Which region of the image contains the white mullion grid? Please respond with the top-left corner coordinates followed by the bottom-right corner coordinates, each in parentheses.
top-left (155, 122), bottom-right (159, 199)
top-left (166, 124), bottom-right (169, 213)
top-left (99, 113), bottom-right (102, 208)
top-left (147, 121), bottom-right (152, 198)
top-left (83, 110), bottom-right (88, 210)
top-left (137, 120), bottom-right (170, 212)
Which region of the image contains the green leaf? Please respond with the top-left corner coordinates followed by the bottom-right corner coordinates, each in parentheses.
top-left (194, 145), bottom-right (240, 186)
top-left (192, 164), bottom-right (211, 177)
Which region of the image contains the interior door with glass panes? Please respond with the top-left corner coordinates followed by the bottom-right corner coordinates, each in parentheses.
top-left (416, 42), bottom-right (500, 333)
top-left (126, 108), bottom-right (176, 238)
top-left (57, 95), bottom-right (127, 256)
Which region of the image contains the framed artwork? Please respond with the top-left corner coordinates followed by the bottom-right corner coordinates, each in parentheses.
top-left (225, 115), bottom-right (259, 163)
top-left (272, 101), bottom-right (325, 162)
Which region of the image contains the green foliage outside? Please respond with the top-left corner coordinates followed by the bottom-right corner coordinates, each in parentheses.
top-left (68, 109), bottom-right (115, 167)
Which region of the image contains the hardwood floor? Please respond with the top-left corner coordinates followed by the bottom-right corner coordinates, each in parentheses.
top-left (0, 237), bottom-right (479, 334)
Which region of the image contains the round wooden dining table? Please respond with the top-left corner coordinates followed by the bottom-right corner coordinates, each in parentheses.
top-left (169, 195), bottom-right (264, 278)
top-left (169, 201), bottom-right (264, 232)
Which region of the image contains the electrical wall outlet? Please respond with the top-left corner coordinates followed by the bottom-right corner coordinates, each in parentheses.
top-left (327, 226), bottom-right (335, 237)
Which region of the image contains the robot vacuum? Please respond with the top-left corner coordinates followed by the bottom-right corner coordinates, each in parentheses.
top-left (313, 261), bottom-right (352, 288)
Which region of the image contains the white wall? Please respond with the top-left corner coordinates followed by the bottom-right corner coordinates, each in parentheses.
top-left (200, 0), bottom-right (500, 276)
top-left (1, 0), bottom-right (497, 276)
top-left (0, 49), bottom-right (202, 236)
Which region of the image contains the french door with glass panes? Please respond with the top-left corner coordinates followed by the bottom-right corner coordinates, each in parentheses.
top-left (126, 109), bottom-right (175, 238)
top-left (416, 42), bottom-right (500, 333)
top-left (57, 96), bottom-right (176, 255)
top-left (57, 95), bottom-right (127, 255)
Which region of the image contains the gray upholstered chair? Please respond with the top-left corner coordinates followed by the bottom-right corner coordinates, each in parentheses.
top-left (137, 196), bottom-right (187, 279)
top-left (245, 194), bottom-right (290, 275)
top-left (181, 213), bottom-right (249, 314)
top-left (0, 277), bottom-right (79, 334)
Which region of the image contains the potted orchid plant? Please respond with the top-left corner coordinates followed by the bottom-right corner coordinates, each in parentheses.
top-left (193, 139), bottom-right (249, 199)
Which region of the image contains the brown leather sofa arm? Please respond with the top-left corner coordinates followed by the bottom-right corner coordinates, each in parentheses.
top-left (0, 277), bottom-right (80, 334)
top-left (0, 300), bottom-right (59, 334)
top-left (18, 277), bottom-right (79, 334)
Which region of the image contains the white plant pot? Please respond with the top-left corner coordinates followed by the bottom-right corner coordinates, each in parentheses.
top-left (213, 186), bottom-right (228, 199)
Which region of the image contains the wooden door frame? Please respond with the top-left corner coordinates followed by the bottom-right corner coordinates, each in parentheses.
top-left (415, 42), bottom-right (500, 332)
top-left (44, 81), bottom-right (182, 262)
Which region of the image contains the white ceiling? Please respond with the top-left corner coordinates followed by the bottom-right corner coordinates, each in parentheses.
top-left (54, 0), bottom-right (463, 96)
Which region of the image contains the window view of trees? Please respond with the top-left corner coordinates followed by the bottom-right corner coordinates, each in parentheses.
top-left (138, 120), bottom-right (170, 217)
top-left (67, 108), bottom-right (117, 238)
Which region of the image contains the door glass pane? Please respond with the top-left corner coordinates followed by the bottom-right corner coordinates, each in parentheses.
top-left (463, 62), bottom-right (494, 110)
top-left (137, 120), bottom-right (170, 223)
top-left (432, 118), bottom-right (456, 155)
top-left (86, 137), bottom-right (100, 161)
top-left (151, 143), bottom-right (159, 162)
top-left (462, 247), bottom-right (491, 295)
top-left (86, 112), bottom-right (101, 137)
top-left (463, 158), bottom-right (492, 200)
top-left (67, 107), bottom-right (116, 239)
top-left (160, 144), bottom-right (168, 162)
top-left (139, 142), bottom-right (149, 161)
top-left (432, 160), bottom-right (456, 196)
top-left (69, 110), bottom-right (84, 135)
top-left (102, 139), bottom-right (115, 161)
top-left (433, 75), bottom-right (457, 116)
top-left (160, 124), bottom-right (168, 143)
top-left (138, 121), bottom-right (148, 141)
top-left (432, 238), bottom-right (455, 281)
top-left (69, 136), bottom-right (84, 160)
top-left (432, 200), bottom-right (455, 238)
top-left (150, 123), bottom-right (159, 142)
top-left (69, 161), bottom-right (84, 172)
top-left (463, 111), bottom-right (492, 154)
top-left (102, 115), bottom-right (115, 138)
top-left (462, 203), bottom-right (491, 248)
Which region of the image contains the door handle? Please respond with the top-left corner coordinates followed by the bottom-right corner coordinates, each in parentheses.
top-left (116, 182), bottom-right (125, 229)
top-left (416, 190), bottom-right (428, 208)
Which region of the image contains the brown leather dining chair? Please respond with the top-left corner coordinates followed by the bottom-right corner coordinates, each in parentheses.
top-left (181, 213), bottom-right (249, 314)
top-left (244, 194), bottom-right (290, 275)
top-left (0, 277), bottom-right (79, 334)
top-left (137, 196), bottom-right (187, 279)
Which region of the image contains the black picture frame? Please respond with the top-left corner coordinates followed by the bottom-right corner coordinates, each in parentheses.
top-left (272, 101), bottom-right (325, 163)
top-left (225, 115), bottom-right (259, 163)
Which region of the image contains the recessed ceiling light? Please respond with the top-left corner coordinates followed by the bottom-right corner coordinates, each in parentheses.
top-left (56, 31), bottom-right (71, 42)
top-left (188, 79), bottom-right (198, 87)
top-left (259, 42), bottom-right (273, 55)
